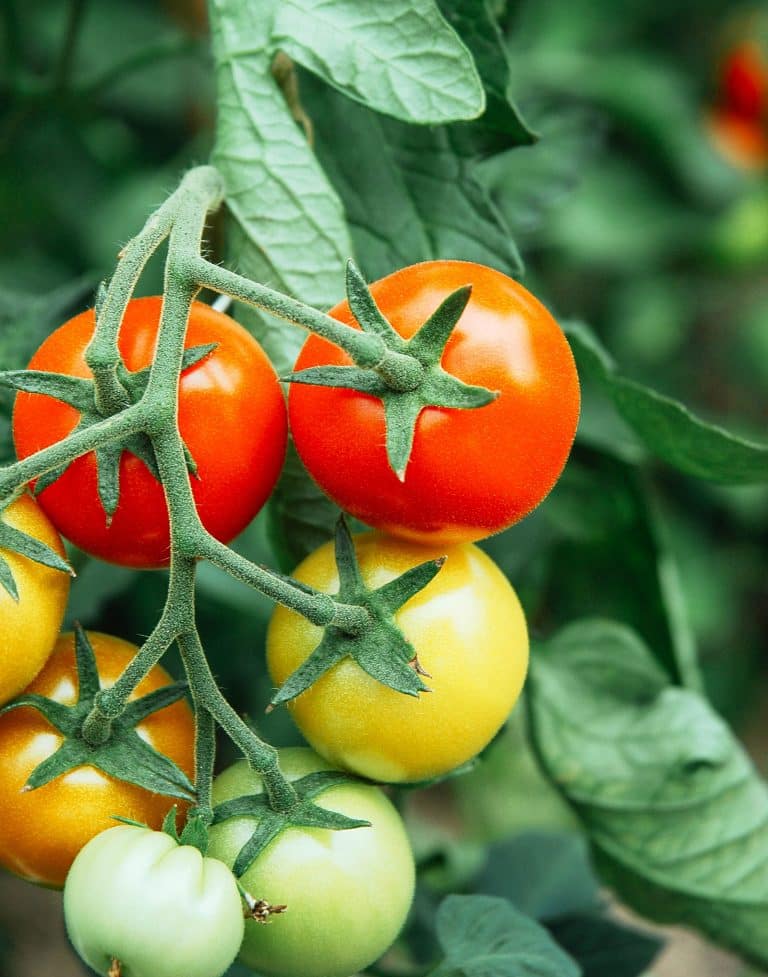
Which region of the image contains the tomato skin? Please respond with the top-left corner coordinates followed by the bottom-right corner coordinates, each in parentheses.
top-left (0, 631), bottom-right (195, 887)
top-left (12, 297), bottom-right (287, 568)
top-left (207, 748), bottom-right (415, 977)
top-left (289, 261), bottom-right (580, 544)
top-left (64, 825), bottom-right (245, 977)
top-left (267, 534), bottom-right (529, 783)
top-left (0, 494), bottom-right (70, 705)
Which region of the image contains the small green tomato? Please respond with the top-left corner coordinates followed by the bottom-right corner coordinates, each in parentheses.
top-left (208, 747), bottom-right (416, 977)
top-left (63, 825), bottom-right (245, 977)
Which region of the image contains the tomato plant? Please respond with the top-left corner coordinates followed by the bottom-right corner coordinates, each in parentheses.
top-left (64, 824), bottom-right (245, 977)
top-left (0, 493), bottom-right (70, 705)
top-left (208, 748), bottom-right (415, 977)
top-left (288, 261), bottom-right (580, 545)
top-left (0, 631), bottom-right (195, 887)
top-left (267, 533), bottom-right (529, 783)
top-left (12, 297), bottom-right (287, 568)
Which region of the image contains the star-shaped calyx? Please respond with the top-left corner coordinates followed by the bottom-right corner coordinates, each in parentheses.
top-left (212, 769), bottom-right (371, 877)
top-left (269, 517), bottom-right (444, 710)
top-left (0, 495), bottom-right (74, 599)
top-left (0, 343), bottom-right (215, 519)
top-left (283, 261), bottom-right (499, 479)
top-left (0, 624), bottom-right (195, 800)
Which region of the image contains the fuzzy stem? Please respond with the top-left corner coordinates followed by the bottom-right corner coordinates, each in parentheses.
top-left (185, 254), bottom-right (387, 368)
top-left (178, 630), bottom-right (298, 812)
top-left (189, 704), bottom-right (216, 824)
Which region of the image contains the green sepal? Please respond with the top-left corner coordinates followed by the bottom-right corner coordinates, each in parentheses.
top-left (179, 814), bottom-right (210, 853)
top-left (1, 625), bottom-right (195, 801)
top-left (112, 815), bottom-right (149, 828)
top-left (270, 517), bottom-right (438, 707)
top-left (0, 505), bottom-right (74, 600)
top-left (0, 342), bottom-right (216, 518)
top-left (162, 805), bottom-right (181, 839)
top-left (283, 267), bottom-right (498, 477)
top-left (212, 769), bottom-right (370, 877)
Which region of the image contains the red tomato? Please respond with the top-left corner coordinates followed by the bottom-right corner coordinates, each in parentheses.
top-left (0, 631), bottom-right (195, 888)
top-left (289, 261), bottom-right (580, 544)
top-left (13, 297), bottom-right (287, 567)
top-left (719, 41), bottom-right (767, 121)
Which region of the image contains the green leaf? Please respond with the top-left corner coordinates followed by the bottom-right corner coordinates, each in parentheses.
top-left (273, 0), bottom-right (485, 124)
top-left (566, 322), bottom-right (768, 484)
top-left (540, 442), bottom-right (702, 689)
top-left (528, 619), bottom-right (768, 967)
top-left (437, 0), bottom-right (532, 140)
top-left (303, 70), bottom-right (524, 281)
top-left (547, 912), bottom-right (663, 977)
top-left (429, 894), bottom-right (580, 977)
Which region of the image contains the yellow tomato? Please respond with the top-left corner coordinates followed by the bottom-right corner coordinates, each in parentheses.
top-left (267, 533), bottom-right (529, 782)
top-left (0, 493), bottom-right (70, 705)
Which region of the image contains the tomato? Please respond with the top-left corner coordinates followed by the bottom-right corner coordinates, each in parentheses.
top-left (289, 261), bottom-right (580, 544)
top-left (207, 747), bottom-right (415, 977)
top-left (706, 107), bottom-right (768, 170)
top-left (0, 493), bottom-right (70, 705)
top-left (64, 825), bottom-right (244, 977)
top-left (719, 41), bottom-right (767, 121)
top-left (267, 534), bottom-right (529, 783)
top-left (13, 297), bottom-right (287, 567)
top-left (0, 631), bottom-right (195, 887)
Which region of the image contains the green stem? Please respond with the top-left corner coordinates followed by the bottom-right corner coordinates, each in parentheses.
top-left (178, 630), bottom-right (298, 813)
top-left (0, 402), bottom-right (144, 501)
top-left (189, 704), bottom-right (216, 824)
top-left (53, 0), bottom-right (88, 91)
top-left (199, 535), bottom-right (371, 633)
top-left (186, 255), bottom-right (387, 368)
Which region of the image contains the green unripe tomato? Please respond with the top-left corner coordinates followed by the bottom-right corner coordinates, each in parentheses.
top-left (208, 747), bottom-right (416, 977)
top-left (63, 825), bottom-right (245, 977)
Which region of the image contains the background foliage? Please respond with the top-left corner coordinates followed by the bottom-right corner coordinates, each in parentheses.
top-left (1, 0), bottom-right (767, 974)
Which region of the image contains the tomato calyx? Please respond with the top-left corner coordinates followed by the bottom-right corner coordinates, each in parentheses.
top-left (212, 767), bottom-right (370, 876)
top-left (0, 625), bottom-right (195, 800)
top-left (0, 494), bottom-right (74, 599)
top-left (0, 341), bottom-right (215, 519)
top-left (283, 261), bottom-right (499, 479)
top-left (241, 893), bottom-right (288, 924)
top-left (269, 518), bottom-right (444, 710)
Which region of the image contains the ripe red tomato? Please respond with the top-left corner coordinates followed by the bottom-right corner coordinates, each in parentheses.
top-left (719, 41), bottom-right (767, 121)
top-left (12, 297), bottom-right (287, 567)
top-left (289, 261), bottom-right (580, 544)
top-left (0, 631), bottom-right (195, 888)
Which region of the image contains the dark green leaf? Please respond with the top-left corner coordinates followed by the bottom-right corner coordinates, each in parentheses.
top-left (547, 912), bottom-right (663, 977)
top-left (567, 322), bottom-right (768, 484)
top-left (529, 619), bottom-right (768, 967)
top-left (429, 894), bottom-right (580, 977)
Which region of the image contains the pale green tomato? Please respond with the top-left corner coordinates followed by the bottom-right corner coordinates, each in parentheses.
top-left (63, 825), bottom-right (244, 977)
top-left (208, 748), bottom-right (415, 977)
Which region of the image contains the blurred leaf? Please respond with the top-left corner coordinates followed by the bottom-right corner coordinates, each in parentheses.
top-left (429, 895), bottom-right (580, 977)
top-left (529, 619), bottom-right (768, 968)
top-left (274, 0), bottom-right (485, 124)
top-left (479, 106), bottom-right (601, 237)
top-left (473, 830), bottom-right (600, 921)
top-left (567, 322), bottom-right (768, 483)
top-left (547, 912), bottom-right (663, 977)
top-left (540, 443), bottom-right (701, 688)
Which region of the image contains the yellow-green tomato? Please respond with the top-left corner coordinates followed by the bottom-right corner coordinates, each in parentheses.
top-left (208, 748), bottom-right (415, 977)
top-left (0, 493), bottom-right (70, 705)
top-left (267, 534), bottom-right (529, 782)
top-left (63, 825), bottom-right (245, 977)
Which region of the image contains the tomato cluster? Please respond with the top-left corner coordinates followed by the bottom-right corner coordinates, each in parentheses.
top-left (1, 262), bottom-right (578, 977)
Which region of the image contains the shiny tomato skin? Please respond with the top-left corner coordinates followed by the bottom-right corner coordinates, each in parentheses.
top-left (289, 261), bottom-right (580, 545)
top-left (12, 297), bottom-right (287, 567)
top-left (208, 748), bottom-right (415, 977)
top-left (0, 494), bottom-right (70, 705)
top-left (0, 631), bottom-right (195, 887)
top-left (267, 534), bottom-right (529, 783)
